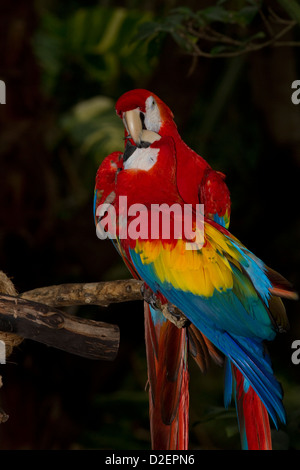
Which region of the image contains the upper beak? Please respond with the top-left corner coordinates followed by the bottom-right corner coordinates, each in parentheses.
top-left (123, 109), bottom-right (143, 146)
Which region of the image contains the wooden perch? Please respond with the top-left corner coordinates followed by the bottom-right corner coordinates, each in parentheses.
top-left (0, 274), bottom-right (188, 425)
top-left (0, 278), bottom-right (188, 362)
top-left (0, 274), bottom-right (147, 425)
top-left (21, 279), bottom-right (144, 307)
top-left (0, 294), bottom-right (120, 361)
top-left (0, 274), bottom-right (149, 364)
top-left (21, 279), bottom-right (187, 327)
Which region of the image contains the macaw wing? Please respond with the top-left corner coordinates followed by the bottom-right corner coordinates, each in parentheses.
top-left (127, 220), bottom-right (293, 427)
top-left (94, 151), bottom-right (123, 256)
top-left (94, 151), bottom-right (123, 224)
top-left (200, 168), bottom-right (231, 229)
top-left (94, 151), bottom-right (140, 277)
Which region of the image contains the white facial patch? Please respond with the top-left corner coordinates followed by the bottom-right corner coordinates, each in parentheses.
top-left (123, 147), bottom-right (159, 171)
top-left (144, 96), bottom-right (161, 133)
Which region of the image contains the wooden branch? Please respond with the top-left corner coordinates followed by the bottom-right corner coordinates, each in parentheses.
top-left (20, 279), bottom-right (144, 307)
top-left (21, 279), bottom-right (190, 328)
top-left (0, 294), bottom-right (120, 361)
top-left (0, 278), bottom-right (146, 363)
top-left (0, 275), bottom-right (148, 425)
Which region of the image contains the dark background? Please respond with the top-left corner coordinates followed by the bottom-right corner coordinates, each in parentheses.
top-left (0, 0), bottom-right (299, 450)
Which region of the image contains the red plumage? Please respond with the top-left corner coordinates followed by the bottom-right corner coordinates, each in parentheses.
top-left (234, 367), bottom-right (272, 450)
top-left (144, 303), bottom-right (189, 450)
top-left (95, 148), bottom-right (190, 450)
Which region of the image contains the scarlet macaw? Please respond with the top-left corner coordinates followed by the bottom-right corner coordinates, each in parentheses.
top-left (94, 89), bottom-right (297, 450)
top-left (94, 146), bottom-right (220, 450)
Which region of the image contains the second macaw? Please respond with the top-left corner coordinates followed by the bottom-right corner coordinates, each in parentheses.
top-left (95, 89), bottom-right (297, 450)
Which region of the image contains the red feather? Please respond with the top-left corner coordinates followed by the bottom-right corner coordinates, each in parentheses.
top-left (144, 303), bottom-right (189, 450)
top-left (234, 366), bottom-right (272, 450)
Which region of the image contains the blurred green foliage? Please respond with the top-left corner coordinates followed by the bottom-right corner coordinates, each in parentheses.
top-left (0, 0), bottom-right (299, 451)
top-left (135, 1), bottom-right (265, 55)
top-left (34, 6), bottom-right (157, 99)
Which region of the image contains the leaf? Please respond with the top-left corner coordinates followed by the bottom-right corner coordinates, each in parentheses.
top-left (145, 34), bottom-right (167, 61)
top-left (245, 31), bottom-right (266, 43)
top-left (233, 5), bottom-right (260, 26)
top-left (33, 6), bottom-right (156, 96)
top-left (170, 6), bottom-right (194, 17)
top-left (171, 31), bottom-right (191, 52)
top-left (60, 95), bottom-right (124, 162)
top-left (200, 5), bottom-right (234, 24)
top-left (168, 6), bottom-right (199, 23)
top-left (210, 45), bottom-right (231, 55)
top-left (246, 0), bottom-right (262, 5)
top-left (134, 20), bottom-right (165, 42)
top-left (94, 8), bottom-right (128, 54)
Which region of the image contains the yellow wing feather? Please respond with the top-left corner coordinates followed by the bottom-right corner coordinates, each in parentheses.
top-left (135, 225), bottom-right (235, 297)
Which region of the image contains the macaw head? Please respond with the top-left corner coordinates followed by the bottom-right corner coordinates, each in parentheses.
top-left (115, 89), bottom-right (177, 147)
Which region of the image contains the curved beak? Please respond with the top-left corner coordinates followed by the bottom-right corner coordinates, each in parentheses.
top-left (123, 109), bottom-right (161, 147)
top-left (123, 109), bottom-right (143, 146)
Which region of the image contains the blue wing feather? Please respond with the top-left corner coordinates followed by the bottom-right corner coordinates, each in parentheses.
top-left (128, 242), bottom-right (286, 428)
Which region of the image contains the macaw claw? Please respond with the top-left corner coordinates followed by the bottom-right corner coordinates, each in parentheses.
top-left (141, 283), bottom-right (188, 329)
top-left (162, 303), bottom-right (189, 329)
top-left (141, 283), bottom-right (161, 311)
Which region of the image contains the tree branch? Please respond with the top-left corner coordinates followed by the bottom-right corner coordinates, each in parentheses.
top-left (181, 8), bottom-right (299, 60)
top-left (1, 276), bottom-right (185, 364)
top-left (0, 275), bottom-right (147, 424)
top-left (0, 293), bottom-right (120, 361)
top-left (20, 279), bottom-right (144, 307)
top-left (0, 278), bottom-right (146, 362)
top-left (186, 19), bottom-right (298, 59)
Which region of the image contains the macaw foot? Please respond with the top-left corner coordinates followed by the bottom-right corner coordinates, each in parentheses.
top-left (141, 283), bottom-right (161, 310)
top-left (161, 303), bottom-right (189, 329)
top-left (141, 283), bottom-right (188, 329)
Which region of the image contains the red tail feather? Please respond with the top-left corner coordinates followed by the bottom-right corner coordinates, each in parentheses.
top-left (144, 303), bottom-right (189, 449)
top-left (234, 366), bottom-right (272, 450)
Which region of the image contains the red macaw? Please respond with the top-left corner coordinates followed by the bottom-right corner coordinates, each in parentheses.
top-left (94, 145), bottom-right (220, 450)
top-left (95, 89), bottom-right (297, 450)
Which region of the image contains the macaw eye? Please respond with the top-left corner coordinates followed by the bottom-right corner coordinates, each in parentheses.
top-left (146, 96), bottom-right (156, 110)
